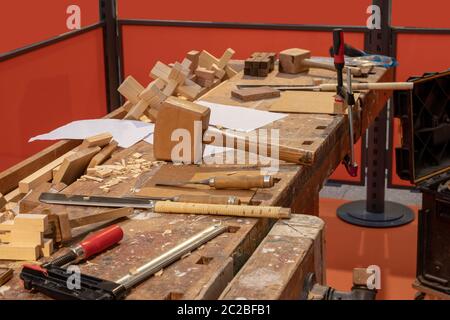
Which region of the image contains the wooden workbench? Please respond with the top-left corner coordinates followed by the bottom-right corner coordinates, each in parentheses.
top-left (0, 65), bottom-right (393, 300)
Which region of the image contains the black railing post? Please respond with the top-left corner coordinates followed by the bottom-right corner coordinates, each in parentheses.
top-left (100, 0), bottom-right (122, 112)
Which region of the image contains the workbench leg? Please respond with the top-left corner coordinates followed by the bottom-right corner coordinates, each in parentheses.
top-left (302, 191), bottom-right (320, 216)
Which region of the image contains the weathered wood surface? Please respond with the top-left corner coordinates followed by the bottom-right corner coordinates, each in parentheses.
top-left (220, 214), bottom-right (325, 300)
top-left (0, 65), bottom-right (392, 300)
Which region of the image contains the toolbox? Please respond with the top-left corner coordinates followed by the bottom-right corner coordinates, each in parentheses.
top-left (394, 70), bottom-right (450, 295)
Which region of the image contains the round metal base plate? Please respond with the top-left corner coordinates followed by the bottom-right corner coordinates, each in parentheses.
top-left (337, 200), bottom-right (415, 228)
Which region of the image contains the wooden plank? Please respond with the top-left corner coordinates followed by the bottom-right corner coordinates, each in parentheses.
top-left (18, 150), bottom-right (76, 193)
top-left (0, 244), bottom-right (40, 261)
top-left (81, 133), bottom-right (112, 148)
top-left (53, 147), bottom-right (101, 185)
top-left (88, 141), bottom-right (119, 168)
top-left (231, 87), bottom-right (281, 102)
top-left (220, 214), bottom-right (325, 299)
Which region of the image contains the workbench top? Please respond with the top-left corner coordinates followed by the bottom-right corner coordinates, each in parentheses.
top-left (0, 65), bottom-right (392, 300)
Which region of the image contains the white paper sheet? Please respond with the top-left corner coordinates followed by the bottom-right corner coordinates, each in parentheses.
top-left (29, 119), bottom-right (155, 148)
top-left (195, 100), bottom-right (287, 132)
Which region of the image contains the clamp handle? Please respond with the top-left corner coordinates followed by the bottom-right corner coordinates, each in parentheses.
top-left (80, 225), bottom-right (124, 259)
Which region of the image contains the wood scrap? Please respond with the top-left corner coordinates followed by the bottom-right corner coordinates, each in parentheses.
top-left (88, 140), bottom-right (119, 169)
top-left (80, 132), bottom-right (112, 148)
top-left (53, 147), bottom-right (101, 185)
top-left (231, 87), bottom-right (281, 102)
top-left (18, 150), bottom-right (76, 193)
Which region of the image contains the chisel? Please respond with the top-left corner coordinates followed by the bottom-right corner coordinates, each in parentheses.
top-left (40, 192), bottom-right (240, 206)
top-left (155, 175), bottom-right (275, 190)
top-left (39, 193), bottom-right (291, 219)
top-left (235, 82), bottom-right (414, 91)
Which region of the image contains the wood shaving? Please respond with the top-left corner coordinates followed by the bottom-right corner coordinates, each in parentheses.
top-left (154, 269), bottom-right (164, 277)
top-left (82, 175), bottom-right (103, 183)
top-left (132, 152), bottom-right (143, 159)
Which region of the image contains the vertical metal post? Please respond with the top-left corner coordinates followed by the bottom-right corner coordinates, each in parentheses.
top-left (336, 0), bottom-right (414, 227)
top-left (364, 0), bottom-right (391, 213)
top-left (100, 0), bottom-right (122, 112)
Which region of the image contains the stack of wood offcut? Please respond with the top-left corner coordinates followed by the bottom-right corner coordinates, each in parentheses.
top-left (117, 48), bottom-right (238, 122)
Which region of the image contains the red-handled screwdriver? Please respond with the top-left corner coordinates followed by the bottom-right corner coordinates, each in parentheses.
top-left (42, 225), bottom-right (124, 268)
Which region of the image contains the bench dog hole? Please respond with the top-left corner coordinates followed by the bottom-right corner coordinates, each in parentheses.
top-left (196, 256), bottom-right (214, 265)
top-left (227, 226), bottom-right (240, 233)
top-left (165, 292), bottom-right (184, 300)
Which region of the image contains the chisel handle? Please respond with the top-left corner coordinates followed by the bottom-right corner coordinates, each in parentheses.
top-left (303, 59), bottom-right (362, 76)
top-left (174, 194), bottom-right (241, 205)
top-left (211, 175), bottom-right (274, 189)
top-left (154, 201), bottom-right (291, 219)
top-left (319, 82), bottom-right (414, 91)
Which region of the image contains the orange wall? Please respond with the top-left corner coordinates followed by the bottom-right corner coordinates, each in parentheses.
top-left (0, 30), bottom-right (107, 171)
top-left (0, 0), bottom-right (99, 54)
top-left (117, 0), bottom-right (371, 24)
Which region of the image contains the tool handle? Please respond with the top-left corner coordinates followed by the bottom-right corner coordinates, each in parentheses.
top-left (303, 59), bottom-right (362, 76)
top-left (154, 201), bottom-right (291, 219)
top-left (319, 82), bottom-right (414, 91)
top-left (212, 175), bottom-right (274, 189)
top-left (174, 194), bottom-right (241, 205)
top-left (80, 225), bottom-right (124, 259)
top-left (333, 29), bottom-right (345, 66)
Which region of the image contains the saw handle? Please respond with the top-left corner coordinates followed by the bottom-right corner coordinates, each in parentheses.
top-left (174, 194), bottom-right (241, 205)
top-left (154, 201), bottom-right (291, 219)
top-left (80, 225), bottom-right (124, 259)
top-left (212, 175), bottom-right (274, 189)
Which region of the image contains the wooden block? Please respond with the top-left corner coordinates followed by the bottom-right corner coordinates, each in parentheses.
top-left (196, 77), bottom-right (214, 88)
top-left (279, 48), bottom-right (311, 74)
top-left (186, 50), bottom-right (200, 71)
top-left (153, 97), bottom-right (211, 163)
top-left (40, 238), bottom-right (54, 257)
top-left (0, 244), bottom-right (40, 261)
top-left (181, 58), bottom-right (193, 71)
top-left (176, 80), bottom-right (203, 100)
top-left (217, 48), bottom-right (235, 69)
top-left (81, 132), bottom-right (112, 148)
top-left (124, 100), bottom-right (149, 120)
top-left (18, 150), bottom-right (76, 193)
top-left (150, 61), bottom-right (172, 81)
top-left (169, 62), bottom-right (188, 84)
top-left (225, 65), bottom-right (238, 78)
top-left (162, 79), bottom-right (179, 96)
top-left (211, 64), bottom-right (226, 80)
top-left (231, 87), bottom-right (281, 102)
top-left (58, 212), bottom-right (73, 242)
top-left (195, 67), bottom-right (215, 80)
top-left (118, 76), bottom-right (145, 104)
top-left (11, 230), bottom-right (43, 246)
top-left (0, 221), bottom-right (14, 232)
top-left (5, 189), bottom-right (24, 203)
top-left (53, 147), bottom-right (101, 185)
top-left (88, 141), bottom-right (119, 168)
top-left (123, 100), bottom-right (133, 112)
top-left (139, 79), bottom-right (166, 102)
top-left (14, 214), bottom-right (48, 232)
